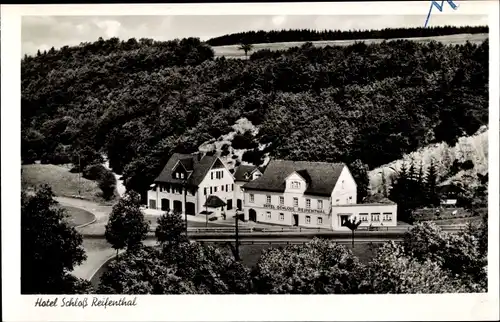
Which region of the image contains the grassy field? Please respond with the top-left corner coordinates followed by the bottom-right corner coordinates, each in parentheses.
top-left (62, 205), bottom-right (96, 227)
top-left (213, 33), bottom-right (489, 59)
top-left (22, 164), bottom-right (105, 202)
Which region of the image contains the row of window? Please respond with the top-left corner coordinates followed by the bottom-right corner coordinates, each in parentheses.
top-left (204, 184), bottom-right (234, 195)
top-left (257, 194), bottom-right (325, 209)
top-left (265, 211), bottom-right (324, 225)
top-left (211, 170), bottom-right (224, 180)
top-left (159, 184), bottom-right (195, 195)
top-left (358, 213), bottom-right (393, 222)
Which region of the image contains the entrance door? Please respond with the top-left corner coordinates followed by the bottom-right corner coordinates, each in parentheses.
top-left (186, 202), bottom-right (195, 216)
top-left (293, 214), bottom-right (299, 226)
top-left (340, 215), bottom-right (349, 227)
top-left (161, 198), bottom-right (170, 211)
top-left (149, 199), bottom-right (157, 210)
top-left (173, 200), bottom-right (182, 213)
top-left (237, 199), bottom-right (242, 210)
top-left (249, 209), bottom-right (257, 222)
top-left (227, 199), bottom-right (233, 210)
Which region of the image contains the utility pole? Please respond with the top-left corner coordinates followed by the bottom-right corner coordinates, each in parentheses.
top-left (205, 194), bottom-right (208, 228)
top-left (78, 152), bottom-right (81, 197)
top-left (235, 210), bottom-right (240, 261)
top-left (183, 180), bottom-right (188, 236)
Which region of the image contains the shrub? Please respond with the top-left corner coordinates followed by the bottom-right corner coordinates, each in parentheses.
top-left (83, 164), bottom-right (107, 181)
top-left (231, 132), bottom-right (257, 150)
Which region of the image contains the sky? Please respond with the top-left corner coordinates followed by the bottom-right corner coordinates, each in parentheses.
top-left (21, 14), bottom-right (488, 55)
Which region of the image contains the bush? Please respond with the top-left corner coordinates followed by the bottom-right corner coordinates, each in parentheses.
top-left (83, 164), bottom-right (107, 181)
top-left (242, 149), bottom-right (264, 166)
top-left (98, 170), bottom-right (117, 200)
top-left (231, 132), bottom-right (257, 150)
top-left (221, 144), bottom-right (230, 157)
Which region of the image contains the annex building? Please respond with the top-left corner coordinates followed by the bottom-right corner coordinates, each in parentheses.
top-left (147, 153), bottom-right (397, 230)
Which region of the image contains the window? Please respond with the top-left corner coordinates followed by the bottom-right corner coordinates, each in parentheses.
top-left (306, 199), bottom-right (311, 209)
top-left (221, 171), bottom-right (224, 179)
top-left (371, 213), bottom-right (380, 222)
top-left (232, 184), bottom-right (234, 191)
top-left (279, 196), bottom-right (284, 205)
top-left (360, 213), bottom-right (369, 222)
top-left (214, 186), bottom-right (218, 193)
top-left (291, 181), bottom-right (301, 189)
top-left (279, 213), bottom-right (284, 221)
top-left (210, 187), bottom-right (213, 194)
top-left (221, 185), bottom-right (224, 191)
top-left (266, 212), bottom-right (271, 220)
top-left (180, 173), bottom-right (184, 179)
top-left (176, 173), bottom-right (179, 179)
top-left (266, 195), bottom-right (271, 204)
top-left (317, 217), bottom-right (323, 225)
top-left (204, 187), bottom-right (207, 195)
top-left (317, 200), bottom-right (323, 209)
top-left (226, 184), bottom-right (229, 191)
top-left (383, 212), bottom-right (393, 221)
top-left (159, 185), bottom-right (163, 192)
top-left (211, 172), bottom-right (214, 180)
top-left (306, 216), bottom-right (311, 224)
top-left (250, 194), bottom-right (254, 203)
top-left (293, 197), bottom-right (299, 207)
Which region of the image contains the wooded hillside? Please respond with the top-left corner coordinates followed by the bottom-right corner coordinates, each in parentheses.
top-left (21, 34), bottom-right (489, 199)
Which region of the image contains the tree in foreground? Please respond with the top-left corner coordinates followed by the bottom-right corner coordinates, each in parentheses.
top-left (359, 241), bottom-right (469, 294)
top-left (98, 242), bottom-right (251, 294)
top-left (402, 222), bottom-right (487, 292)
top-left (155, 211), bottom-right (188, 247)
top-left (252, 238), bottom-right (363, 294)
top-left (21, 185), bottom-right (93, 294)
top-left (105, 191), bottom-right (150, 255)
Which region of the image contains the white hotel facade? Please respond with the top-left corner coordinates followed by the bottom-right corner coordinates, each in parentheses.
top-left (147, 152), bottom-right (397, 230)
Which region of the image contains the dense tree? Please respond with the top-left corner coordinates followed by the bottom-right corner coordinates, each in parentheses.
top-left (349, 159), bottom-right (370, 203)
top-left (99, 243), bottom-right (251, 294)
top-left (402, 222), bottom-right (487, 292)
top-left (252, 238), bottom-right (363, 294)
top-left (21, 185), bottom-right (91, 294)
top-left (155, 211), bottom-right (188, 247)
top-left (105, 191), bottom-right (150, 254)
top-left (360, 241), bottom-right (469, 294)
top-left (426, 159), bottom-right (440, 206)
top-left (21, 34), bottom-right (489, 200)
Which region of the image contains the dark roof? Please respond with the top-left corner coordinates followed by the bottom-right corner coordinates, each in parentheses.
top-left (154, 153), bottom-right (218, 187)
top-left (233, 165), bottom-right (259, 182)
top-left (242, 159), bottom-right (345, 197)
top-left (204, 195), bottom-right (226, 208)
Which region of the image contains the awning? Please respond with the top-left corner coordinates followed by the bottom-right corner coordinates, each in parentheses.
top-left (203, 195), bottom-right (226, 208)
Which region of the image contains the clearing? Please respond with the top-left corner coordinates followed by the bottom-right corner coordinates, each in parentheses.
top-left (62, 205), bottom-right (96, 227)
top-left (212, 33), bottom-right (489, 59)
top-left (22, 164), bottom-right (106, 203)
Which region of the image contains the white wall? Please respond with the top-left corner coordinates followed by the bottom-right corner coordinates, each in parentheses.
top-left (331, 166), bottom-right (357, 205)
top-left (331, 203), bottom-right (398, 230)
top-left (198, 166), bottom-right (236, 213)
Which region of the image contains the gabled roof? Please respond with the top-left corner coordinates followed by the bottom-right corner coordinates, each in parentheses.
top-left (204, 195), bottom-right (226, 208)
top-left (242, 159), bottom-right (345, 197)
top-left (233, 165), bottom-right (261, 182)
top-left (154, 153), bottom-right (219, 187)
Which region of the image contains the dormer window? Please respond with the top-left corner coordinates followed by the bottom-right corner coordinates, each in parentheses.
top-left (180, 173), bottom-right (184, 179)
top-left (176, 173), bottom-right (179, 179)
top-left (291, 181), bottom-right (301, 189)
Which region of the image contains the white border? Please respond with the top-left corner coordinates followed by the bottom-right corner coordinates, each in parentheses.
top-left (2, 2), bottom-right (499, 321)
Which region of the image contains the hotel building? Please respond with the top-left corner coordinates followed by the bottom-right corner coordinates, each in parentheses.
top-left (242, 160), bottom-right (397, 230)
top-left (147, 153), bottom-right (397, 230)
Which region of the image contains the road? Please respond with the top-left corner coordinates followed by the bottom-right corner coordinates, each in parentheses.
top-left (59, 196), bottom-right (466, 281)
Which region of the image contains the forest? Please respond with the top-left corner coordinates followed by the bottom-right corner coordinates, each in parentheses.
top-left (206, 25), bottom-right (489, 46)
top-left (21, 30), bottom-right (489, 202)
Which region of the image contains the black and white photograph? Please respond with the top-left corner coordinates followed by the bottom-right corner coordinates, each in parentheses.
top-left (2, 1), bottom-right (499, 321)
